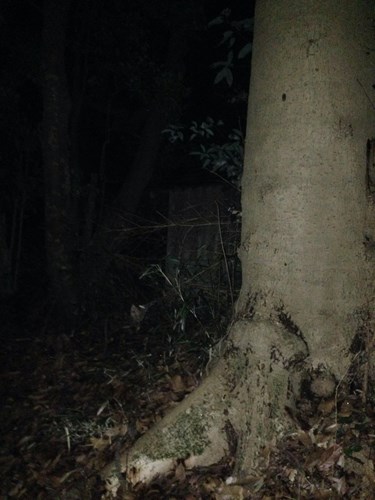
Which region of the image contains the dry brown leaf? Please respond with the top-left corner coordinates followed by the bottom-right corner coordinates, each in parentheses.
top-left (75, 453), bottom-right (88, 464)
top-left (347, 450), bottom-right (375, 485)
top-left (314, 432), bottom-right (334, 448)
top-left (284, 467), bottom-right (298, 482)
top-left (310, 487), bottom-right (335, 499)
top-left (318, 398), bottom-right (335, 415)
top-left (201, 476), bottom-right (222, 493)
top-left (135, 418), bottom-right (151, 433)
top-left (89, 436), bottom-right (109, 451)
top-left (297, 429), bottom-right (312, 448)
top-left (339, 400), bottom-right (353, 417)
top-left (318, 444), bottom-right (343, 472)
top-left (174, 461), bottom-right (186, 482)
top-left (103, 423), bottom-right (128, 440)
top-left (122, 491), bottom-right (137, 500)
top-left (325, 422), bottom-right (339, 433)
top-left (215, 484), bottom-right (244, 499)
top-left (170, 374), bottom-right (186, 392)
top-left (184, 374), bottom-right (198, 391)
top-left (330, 475), bottom-right (348, 495)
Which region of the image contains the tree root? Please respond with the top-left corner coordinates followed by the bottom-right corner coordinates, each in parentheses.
top-left (102, 319), bottom-right (307, 496)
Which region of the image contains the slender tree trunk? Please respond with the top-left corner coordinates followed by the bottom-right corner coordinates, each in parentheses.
top-left (102, 0), bottom-right (375, 493)
top-left (113, 27), bottom-right (187, 216)
top-left (42, 0), bottom-right (77, 320)
top-left (81, 17), bottom-right (190, 291)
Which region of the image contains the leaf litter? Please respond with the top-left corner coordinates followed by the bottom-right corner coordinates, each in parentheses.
top-left (1, 308), bottom-right (375, 499)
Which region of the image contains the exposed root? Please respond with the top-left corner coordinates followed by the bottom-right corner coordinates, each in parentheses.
top-left (102, 319), bottom-right (307, 496)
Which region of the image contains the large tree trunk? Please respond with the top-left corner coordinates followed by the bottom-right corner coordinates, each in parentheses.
top-left (102, 0), bottom-right (375, 493)
top-left (42, 0), bottom-right (77, 320)
top-left (238, 0), bottom-right (375, 377)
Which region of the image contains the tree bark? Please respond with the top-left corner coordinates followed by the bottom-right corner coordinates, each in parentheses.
top-left (42, 0), bottom-right (77, 320)
top-left (238, 0), bottom-right (375, 375)
top-left (102, 0), bottom-right (375, 492)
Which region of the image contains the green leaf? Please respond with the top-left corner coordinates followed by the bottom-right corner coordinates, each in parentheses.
top-left (225, 68), bottom-right (233, 86)
top-left (238, 43), bottom-right (252, 59)
top-left (214, 67), bottom-right (227, 85)
top-left (220, 30), bottom-right (234, 46)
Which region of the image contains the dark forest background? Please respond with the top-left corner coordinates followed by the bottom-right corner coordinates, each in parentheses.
top-left (0, 0), bottom-right (254, 332)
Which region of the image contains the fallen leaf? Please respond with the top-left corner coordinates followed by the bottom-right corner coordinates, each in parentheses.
top-left (174, 461), bottom-right (186, 482)
top-left (170, 374), bottom-right (186, 392)
top-left (318, 444), bottom-right (343, 472)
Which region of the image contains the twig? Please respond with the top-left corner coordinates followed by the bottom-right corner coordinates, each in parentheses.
top-left (216, 203), bottom-right (234, 311)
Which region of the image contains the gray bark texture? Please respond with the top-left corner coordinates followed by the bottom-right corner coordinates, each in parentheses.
top-left (238, 0), bottom-right (375, 376)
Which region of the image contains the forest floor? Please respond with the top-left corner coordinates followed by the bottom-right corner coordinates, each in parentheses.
top-left (1, 296), bottom-right (375, 499)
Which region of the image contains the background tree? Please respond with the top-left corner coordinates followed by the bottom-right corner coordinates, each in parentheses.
top-left (102, 0), bottom-right (375, 492)
top-left (0, 1), bottom-right (42, 298)
top-left (81, 1), bottom-right (204, 292)
top-left (41, 0), bottom-right (76, 319)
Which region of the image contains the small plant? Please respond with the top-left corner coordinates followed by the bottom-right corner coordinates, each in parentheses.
top-left (209, 8), bottom-right (253, 87)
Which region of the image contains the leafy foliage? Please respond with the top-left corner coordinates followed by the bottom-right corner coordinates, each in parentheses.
top-left (209, 8), bottom-right (253, 86)
top-left (163, 117), bottom-right (243, 185)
